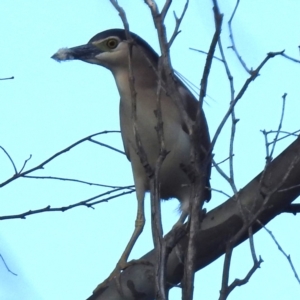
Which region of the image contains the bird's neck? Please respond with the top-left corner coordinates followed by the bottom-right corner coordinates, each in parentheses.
top-left (112, 61), bottom-right (158, 99)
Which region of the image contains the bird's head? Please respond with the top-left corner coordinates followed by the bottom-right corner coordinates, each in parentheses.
top-left (51, 29), bottom-right (158, 73)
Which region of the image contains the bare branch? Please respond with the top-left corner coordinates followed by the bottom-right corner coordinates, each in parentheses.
top-left (212, 158), bottom-right (236, 192)
top-left (210, 187), bottom-right (231, 198)
top-left (182, 3), bottom-right (223, 300)
top-left (282, 203), bottom-right (300, 214)
top-left (213, 155), bottom-right (232, 167)
top-left (220, 214), bottom-right (262, 300)
top-left (258, 220), bottom-right (300, 285)
top-left (266, 129), bottom-right (300, 144)
top-left (214, 8), bottom-right (239, 196)
top-left (226, 256), bottom-right (263, 297)
top-left (0, 145), bottom-right (17, 174)
top-left (150, 48), bottom-right (170, 300)
top-left (23, 175), bottom-right (134, 189)
top-left (227, 113), bottom-right (239, 193)
top-left (211, 50), bottom-right (285, 150)
top-left (268, 93), bottom-right (287, 162)
top-left (228, 0), bottom-right (251, 73)
top-left (89, 139), bottom-right (125, 155)
top-left (219, 130), bottom-right (300, 298)
top-left (18, 154), bottom-right (32, 173)
top-left (0, 254), bottom-right (17, 276)
top-left (168, 1), bottom-right (189, 48)
top-left (189, 48), bottom-right (223, 62)
top-left (248, 227), bottom-right (258, 263)
top-left (110, 0), bottom-right (130, 32)
top-left (0, 131), bottom-right (120, 188)
top-left (198, 4), bottom-right (223, 107)
top-left (160, 0), bottom-right (172, 21)
top-left (281, 52), bottom-right (300, 63)
top-left (0, 188), bottom-right (134, 221)
top-left (145, 0), bottom-right (193, 134)
top-left (0, 76), bottom-right (14, 80)
top-left (143, 1), bottom-right (195, 298)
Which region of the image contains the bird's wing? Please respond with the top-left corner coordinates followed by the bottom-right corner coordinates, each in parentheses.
top-left (177, 80), bottom-right (212, 201)
top-left (119, 99), bottom-right (132, 162)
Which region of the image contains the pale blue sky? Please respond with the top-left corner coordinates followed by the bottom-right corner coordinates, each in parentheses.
top-left (1, 1), bottom-right (300, 299)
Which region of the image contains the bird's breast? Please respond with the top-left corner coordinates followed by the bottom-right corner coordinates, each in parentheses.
top-left (119, 89), bottom-right (192, 198)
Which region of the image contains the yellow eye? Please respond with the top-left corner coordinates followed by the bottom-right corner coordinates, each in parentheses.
top-left (106, 39), bottom-right (118, 49)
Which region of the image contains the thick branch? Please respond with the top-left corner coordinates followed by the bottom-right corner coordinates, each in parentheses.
top-left (87, 136), bottom-right (300, 300)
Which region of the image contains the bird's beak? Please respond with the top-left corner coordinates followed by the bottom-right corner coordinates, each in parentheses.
top-left (51, 43), bottom-right (102, 62)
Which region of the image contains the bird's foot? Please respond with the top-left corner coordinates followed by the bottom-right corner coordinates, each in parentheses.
top-left (92, 258), bottom-right (127, 294)
top-left (93, 259), bottom-right (151, 295)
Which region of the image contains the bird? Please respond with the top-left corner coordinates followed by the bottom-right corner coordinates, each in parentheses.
top-left (52, 28), bottom-right (211, 272)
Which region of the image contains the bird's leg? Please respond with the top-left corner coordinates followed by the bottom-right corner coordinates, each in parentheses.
top-left (173, 211), bottom-right (188, 228)
top-left (96, 192), bottom-right (145, 290)
top-left (115, 193), bottom-right (145, 270)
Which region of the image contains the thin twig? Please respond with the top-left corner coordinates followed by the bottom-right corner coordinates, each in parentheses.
top-left (279, 185), bottom-right (300, 193)
top-left (261, 95), bottom-right (290, 166)
top-left (23, 175), bottom-right (134, 189)
top-left (213, 155), bottom-right (232, 167)
top-left (0, 131), bottom-right (120, 188)
top-left (216, 6), bottom-right (251, 292)
top-left (210, 187), bottom-right (231, 198)
top-left (212, 159), bottom-right (236, 193)
top-left (0, 189), bottom-right (134, 221)
top-left (0, 254), bottom-right (17, 276)
top-left (228, 0), bottom-right (251, 73)
top-left (189, 48), bottom-right (223, 62)
top-left (216, 18), bottom-right (239, 195)
top-left (0, 145), bottom-right (17, 174)
top-left (266, 129), bottom-right (300, 144)
top-left (228, 112), bottom-right (239, 194)
top-left (89, 139), bottom-right (125, 155)
top-left (268, 93), bottom-right (287, 162)
top-left (226, 256), bottom-right (263, 297)
top-left (108, 2), bottom-right (152, 295)
top-left (144, 2), bottom-right (170, 298)
top-left (211, 50), bottom-right (285, 150)
top-left (259, 93), bottom-right (288, 194)
top-left (160, 0), bottom-right (172, 21)
top-left (111, 0), bottom-right (152, 176)
top-left (168, 1), bottom-right (189, 48)
top-left (183, 3), bottom-right (223, 300)
top-left (219, 245), bottom-right (233, 300)
top-left (145, 1), bottom-right (194, 298)
top-left (220, 230), bottom-right (263, 300)
top-left (198, 4), bottom-right (223, 107)
top-left (219, 134), bottom-right (300, 299)
top-left (281, 52), bottom-right (300, 63)
top-left (248, 227), bottom-right (258, 263)
top-left (258, 220), bottom-right (300, 285)
top-left (0, 76), bottom-right (14, 80)
top-left (146, 0), bottom-right (193, 135)
top-left (18, 154), bottom-right (32, 173)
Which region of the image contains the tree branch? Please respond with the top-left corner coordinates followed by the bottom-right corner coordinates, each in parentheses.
top-left (0, 131), bottom-right (120, 188)
top-left (258, 220), bottom-right (300, 285)
top-left (282, 203), bottom-right (300, 214)
top-left (87, 133), bottom-right (300, 300)
top-left (0, 188), bottom-right (134, 221)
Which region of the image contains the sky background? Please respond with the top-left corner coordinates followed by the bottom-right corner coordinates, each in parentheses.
top-left (1, 0), bottom-right (300, 299)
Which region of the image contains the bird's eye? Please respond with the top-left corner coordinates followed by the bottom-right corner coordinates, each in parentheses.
top-left (106, 39), bottom-right (118, 49)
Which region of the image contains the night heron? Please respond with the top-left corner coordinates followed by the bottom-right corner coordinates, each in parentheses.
top-left (52, 28), bottom-right (211, 272)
